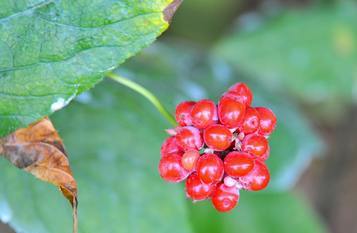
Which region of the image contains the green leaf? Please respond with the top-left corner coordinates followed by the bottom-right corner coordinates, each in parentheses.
top-left (214, 3), bottom-right (357, 118)
top-left (0, 80), bottom-right (193, 233)
top-left (119, 43), bottom-right (323, 190)
top-left (188, 192), bottom-right (326, 233)
top-left (0, 0), bottom-right (175, 137)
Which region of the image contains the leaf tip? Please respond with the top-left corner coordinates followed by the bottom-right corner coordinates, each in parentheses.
top-left (163, 0), bottom-right (183, 23)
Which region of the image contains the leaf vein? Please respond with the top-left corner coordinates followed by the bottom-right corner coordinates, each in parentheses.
top-left (36, 11), bottom-right (161, 29)
top-left (0, 0), bottom-right (53, 22)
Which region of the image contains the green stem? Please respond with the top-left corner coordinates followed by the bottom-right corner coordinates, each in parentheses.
top-left (107, 72), bottom-right (177, 127)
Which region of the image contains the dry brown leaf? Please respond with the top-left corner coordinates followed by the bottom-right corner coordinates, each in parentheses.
top-left (0, 117), bottom-right (78, 233)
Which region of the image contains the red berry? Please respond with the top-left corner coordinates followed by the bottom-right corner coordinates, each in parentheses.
top-left (203, 124), bottom-right (233, 151)
top-left (161, 136), bottom-right (182, 157)
top-left (175, 101), bottom-right (196, 126)
top-left (196, 153), bottom-right (224, 184)
top-left (260, 144), bottom-right (270, 161)
top-left (256, 107), bottom-right (277, 136)
top-left (175, 126), bottom-right (203, 150)
top-left (224, 152), bottom-right (254, 177)
top-left (225, 82), bottom-right (253, 106)
top-left (181, 150), bottom-right (200, 171)
top-left (191, 99), bottom-right (218, 129)
top-left (241, 134), bottom-right (268, 157)
top-left (211, 183), bottom-right (239, 212)
top-left (218, 96), bottom-right (246, 128)
top-left (186, 173), bottom-right (216, 201)
top-left (158, 153), bottom-right (189, 183)
top-left (239, 160), bottom-right (270, 191)
top-left (240, 107), bottom-right (260, 134)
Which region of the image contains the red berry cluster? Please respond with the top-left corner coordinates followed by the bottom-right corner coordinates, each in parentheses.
top-left (158, 83), bottom-right (277, 212)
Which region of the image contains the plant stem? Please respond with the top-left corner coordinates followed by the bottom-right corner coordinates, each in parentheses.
top-left (72, 202), bottom-right (78, 233)
top-left (107, 72), bottom-right (177, 127)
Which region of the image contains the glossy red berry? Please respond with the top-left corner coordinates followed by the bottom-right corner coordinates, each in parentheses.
top-left (190, 99), bottom-right (218, 129)
top-left (256, 107), bottom-right (277, 136)
top-left (240, 107), bottom-right (260, 134)
top-left (225, 82), bottom-right (253, 106)
top-left (186, 173), bottom-right (216, 201)
top-left (218, 96), bottom-right (246, 128)
top-left (181, 150), bottom-right (200, 171)
top-left (224, 152), bottom-right (254, 177)
top-left (203, 124), bottom-right (233, 151)
top-left (175, 126), bottom-right (203, 150)
top-left (211, 183), bottom-right (239, 212)
top-left (242, 134), bottom-right (268, 157)
top-left (158, 153), bottom-right (189, 183)
top-left (161, 136), bottom-right (182, 157)
top-left (239, 160), bottom-right (270, 191)
top-left (175, 101), bottom-right (196, 126)
top-left (196, 153), bottom-right (224, 184)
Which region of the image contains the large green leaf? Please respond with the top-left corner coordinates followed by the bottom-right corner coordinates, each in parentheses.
top-left (214, 3), bottom-right (357, 118)
top-left (0, 0), bottom-right (176, 137)
top-left (188, 192), bottom-right (326, 233)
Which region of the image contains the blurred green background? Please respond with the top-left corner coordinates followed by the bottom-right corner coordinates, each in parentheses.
top-left (1, 0), bottom-right (357, 232)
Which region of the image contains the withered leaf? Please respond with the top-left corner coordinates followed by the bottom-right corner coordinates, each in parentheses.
top-left (163, 0), bottom-right (183, 22)
top-left (0, 117), bottom-right (78, 233)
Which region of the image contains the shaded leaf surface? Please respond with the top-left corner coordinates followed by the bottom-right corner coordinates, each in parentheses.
top-left (0, 0), bottom-right (174, 136)
top-left (0, 81), bottom-right (193, 233)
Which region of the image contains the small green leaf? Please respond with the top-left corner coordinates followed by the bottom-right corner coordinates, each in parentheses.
top-left (0, 0), bottom-right (176, 136)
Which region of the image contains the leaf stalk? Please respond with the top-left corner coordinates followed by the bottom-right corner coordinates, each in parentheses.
top-left (107, 72), bottom-right (177, 127)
